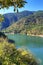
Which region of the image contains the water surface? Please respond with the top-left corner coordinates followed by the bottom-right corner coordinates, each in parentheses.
top-left (7, 34), bottom-right (43, 65)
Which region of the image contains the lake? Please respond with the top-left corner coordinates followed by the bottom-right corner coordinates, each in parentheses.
top-left (7, 34), bottom-right (43, 65)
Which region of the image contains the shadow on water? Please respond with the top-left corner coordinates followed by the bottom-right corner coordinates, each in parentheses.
top-left (7, 34), bottom-right (43, 48)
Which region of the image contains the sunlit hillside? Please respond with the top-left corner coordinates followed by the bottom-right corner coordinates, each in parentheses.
top-left (2, 11), bottom-right (43, 35)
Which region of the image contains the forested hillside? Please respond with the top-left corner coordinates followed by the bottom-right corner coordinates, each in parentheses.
top-left (2, 11), bottom-right (43, 35)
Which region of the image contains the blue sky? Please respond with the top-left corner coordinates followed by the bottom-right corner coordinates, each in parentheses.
top-left (0, 0), bottom-right (43, 14)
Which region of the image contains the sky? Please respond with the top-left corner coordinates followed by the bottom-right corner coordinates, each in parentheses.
top-left (0, 0), bottom-right (43, 14)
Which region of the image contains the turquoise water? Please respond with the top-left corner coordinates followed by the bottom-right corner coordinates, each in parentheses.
top-left (7, 34), bottom-right (43, 65)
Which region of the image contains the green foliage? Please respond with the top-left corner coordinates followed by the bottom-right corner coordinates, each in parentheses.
top-left (0, 14), bottom-right (4, 22)
top-left (0, 0), bottom-right (27, 13)
top-left (0, 33), bottom-right (38, 65)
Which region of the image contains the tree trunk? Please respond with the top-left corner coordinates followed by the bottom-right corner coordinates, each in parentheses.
top-left (17, 8), bottom-right (19, 13)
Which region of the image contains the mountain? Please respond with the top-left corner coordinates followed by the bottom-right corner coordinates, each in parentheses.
top-left (1, 11), bottom-right (34, 29)
top-left (2, 11), bottom-right (43, 35)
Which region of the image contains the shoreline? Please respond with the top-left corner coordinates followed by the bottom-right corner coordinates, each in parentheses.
top-left (27, 34), bottom-right (43, 38)
top-left (4, 32), bottom-right (43, 38)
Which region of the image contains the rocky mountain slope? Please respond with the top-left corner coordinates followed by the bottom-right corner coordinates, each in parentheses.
top-left (1, 11), bottom-right (34, 29)
top-left (2, 11), bottom-right (43, 35)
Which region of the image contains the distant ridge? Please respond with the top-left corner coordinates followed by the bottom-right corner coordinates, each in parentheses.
top-left (2, 10), bottom-right (43, 35)
top-left (1, 11), bottom-right (34, 29)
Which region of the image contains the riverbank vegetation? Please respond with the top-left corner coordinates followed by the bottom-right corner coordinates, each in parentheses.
top-left (0, 32), bottom-right (39, 65)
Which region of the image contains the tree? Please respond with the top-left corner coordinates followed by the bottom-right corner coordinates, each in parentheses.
top-left (0, 14), bottom-right (4, 22)
top-left (0, 15), bottom-right (4, 30)
top-left (0, 32), bottom-right (39, 65)
top-left (0, 0), bottom-right (27, 13)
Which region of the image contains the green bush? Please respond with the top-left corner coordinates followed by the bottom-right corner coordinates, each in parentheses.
top-left (0, 33), bottom-right (39, 65)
